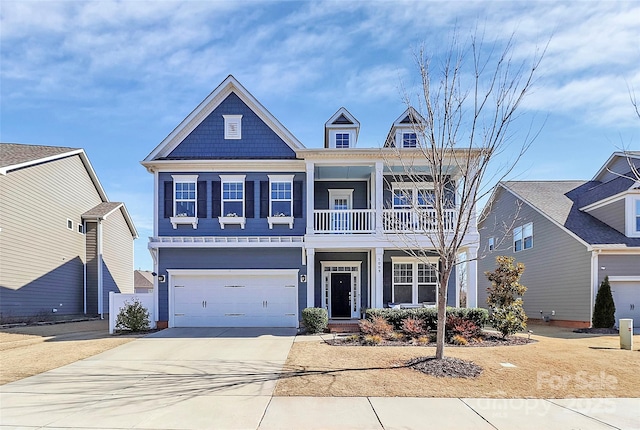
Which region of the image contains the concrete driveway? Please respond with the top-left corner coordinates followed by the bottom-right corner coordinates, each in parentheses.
top-left (0, 327), bottom-right (296, 429)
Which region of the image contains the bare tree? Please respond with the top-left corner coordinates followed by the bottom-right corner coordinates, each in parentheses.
top-left (383, 31), bottom-right (546, 359)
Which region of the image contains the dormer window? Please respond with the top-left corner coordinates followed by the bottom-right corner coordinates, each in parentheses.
top-left (223, 115), bottom-right (242, 139)
top-left (402, 132), bottom-right (417, 148)
top-left (335, 133), bottom-right (350, 148)
top-left (635, 200), bottom-right (640, 233)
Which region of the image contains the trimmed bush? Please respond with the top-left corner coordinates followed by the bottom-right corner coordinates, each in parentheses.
top-left (485, 256), bottom-right (528, 338)
top-left (365, 307), bottom-right (488, 331)
top-left (593, 276), bottom-right (616, 328)
top-left (115, 299), bottom-right (150, 332)
top-left (302, 307), bottom-right (328, 334)
top-left (359, 316), bottom-right (393, 338)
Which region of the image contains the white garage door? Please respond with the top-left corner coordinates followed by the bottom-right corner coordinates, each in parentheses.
top-left (610, 280), bottom-right (640, 330)
top-left (170, 270), bottom-right (298, 328)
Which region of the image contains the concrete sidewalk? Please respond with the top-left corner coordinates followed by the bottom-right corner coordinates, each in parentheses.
top-left (1, 328), bottom-right (637, 429)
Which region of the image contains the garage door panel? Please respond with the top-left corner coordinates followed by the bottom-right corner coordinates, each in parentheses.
top-left (611, 281), bottom-right (640, 330)
top-left (171, 271), bottom-right (298, 328)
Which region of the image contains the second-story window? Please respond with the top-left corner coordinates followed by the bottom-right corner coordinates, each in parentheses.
top-left (514, 222), bottom-right (533, 252)
top-left (335, 133), bottom-right (350, 148)
top-left (402, 132), bottom-right (417, 148)
top-left (175, 181), bottom-right (196, 217)
top-left (222, 181), bottom-right (244, 217)
top-left (271, 181), bottom-right (292, 216)
top-left (636, 200), bottom-right (640, 233)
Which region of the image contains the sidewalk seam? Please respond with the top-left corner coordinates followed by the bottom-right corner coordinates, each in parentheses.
top-left (367, 397), bottom-right (386, 430)
top-left (545, 399), bottom-right (621, 430)
top-left (256, 396), bottom-right (274, 429)
top-left (459, 398), bottom-right (498, 430)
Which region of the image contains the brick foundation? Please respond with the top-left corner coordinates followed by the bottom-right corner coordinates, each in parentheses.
top-left (528, 318), bottom-right (590, 329)
top-left (156, 321), bottom-right (169, 329)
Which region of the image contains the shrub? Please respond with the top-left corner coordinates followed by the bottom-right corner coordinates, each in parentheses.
top-left (115, 299), bottom-right (150, 332)
top-left (365, 307), bottom-right (487, 331)
top-left (359, 316), bottom-right (393, 338)
top-left (388, 331), bottom-right (406, 341)
top-left (302, 307), bottom-right (328, 334)
top-left (592, 276), bottom-right (616, 329)
top-left (415, 335), bottom-right (431, 345)
top-left (445, 315), bottom-right (481, 341)
top-left (363, 334), bottom-right (382, 345)
top-left (401, 317), bottom-right (427, 338)
top-left (485, 256), bottom-right (528, 337)
top-left (451, 335), bottom-right (468, 345)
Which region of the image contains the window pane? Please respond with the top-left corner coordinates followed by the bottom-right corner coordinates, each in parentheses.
top-left (418, 284), bottom-right (436, 303)
top-left (417, 190), bottom-right (434, 207)
top-left (514, 239), bottom-right (522, 252)
top-left (394, 285), bottom-right (412, 303)
top-left (394, 263), bottom-right (413, 283)
top-left (402, 132), bottom-right (417, 148)
top-left (272, 201), bottom-right (291, 216)
top-left (524, 236), bottom-right (533, 249)
top-left (523, 223), bottom-right (533, 237)
top-left (418, 264), bottom-right (437, 283)
top-left (175, 201), bottom-right (195, 217)
top-left (223, 182), bottom-right (243, 200)
top-left (223, 201), bottom-right (242, 216)
top-left (271, 182), bottom-right (292, 200)
top-left (393, 189), bottom-right (412, 207)
top-left (336, 133), bottom-right (349, 148)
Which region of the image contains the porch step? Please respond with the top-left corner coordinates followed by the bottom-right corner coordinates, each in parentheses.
top-left (327, 321), bottom-right (360, 333)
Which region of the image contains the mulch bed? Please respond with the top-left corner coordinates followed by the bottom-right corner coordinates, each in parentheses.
top-left (327, 333), bottom-right (534, 347)
top-left (407, 356), bottom-right (483, 378)
top-left (573, 327), bottom-right (619, 334)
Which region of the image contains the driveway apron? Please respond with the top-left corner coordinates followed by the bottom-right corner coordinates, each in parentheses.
top-left (0, 327), bottom-right (296, 429)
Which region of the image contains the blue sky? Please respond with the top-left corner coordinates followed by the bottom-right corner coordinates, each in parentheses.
top-left (1, 1), bottom-right (639, 271)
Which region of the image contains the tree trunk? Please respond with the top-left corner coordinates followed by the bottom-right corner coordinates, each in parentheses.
top-left (435, 266), bottom-right (451, 359)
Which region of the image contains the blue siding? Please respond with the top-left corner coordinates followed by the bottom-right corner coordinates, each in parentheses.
top-left (314, 181), bottom-right (369, 209)
top-left (313, 252), bottom-right (369, 311)
top-left (157, 247), bottom-right (306, 321)
top-left (167, 93), bottom-right (297, 160)
top-left (158, 172), bottom-right (306, 236)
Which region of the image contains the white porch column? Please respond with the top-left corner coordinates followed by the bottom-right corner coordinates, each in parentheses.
top-left (374, 247), bottom-right (384, 308)
top-left (466, 247), bottom-right (478, 308)
top-left (306, 161), bottom-right (314, 234)
top-left (374, 162), bottom-right (383, 235)
top-left (306, 248), bottom-right (315, 308)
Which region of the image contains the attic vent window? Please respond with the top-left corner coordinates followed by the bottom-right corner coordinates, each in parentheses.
top-left (223, 115), bottom-right (242, 140)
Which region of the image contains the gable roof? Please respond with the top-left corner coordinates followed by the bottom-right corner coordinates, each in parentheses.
top-left (134, 270), bottom-right (154, 288)
top-left (497, 181), bottom-right (640, 248)
top-left (82, 202), bottom-right (138, 238)
top-left (143, 75), bottom-right (304, 162)
top-left (384, 107), bottom-right (425, 147)
top-left (0, 143), bottom-right (82, 174)
top-left (592, 151), bottom-right (640, 182)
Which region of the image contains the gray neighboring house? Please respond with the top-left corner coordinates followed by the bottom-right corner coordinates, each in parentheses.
top-left (134, 270), bottom-right (154, 294)
top-left (0, 143), bottom-right (138, 318)
top-left (478, 152), bottom-right (640, 330)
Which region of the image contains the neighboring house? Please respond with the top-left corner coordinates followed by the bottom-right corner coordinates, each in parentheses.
top-left (479, 152), bottom-right (640, 329)
top-left (142, 75), bottom-right (480, 329)
top-left (0, 143), bottom-right (138, 318)
top-left (134, 270), bottom-right (154, 293)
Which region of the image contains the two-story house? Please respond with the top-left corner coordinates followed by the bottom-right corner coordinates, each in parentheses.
top-left (142, 75), bottom-right (480, 329)
top-left (478, 152), bottom-right (640, 330)
top-left (0, 143), bottom-right (138, 319)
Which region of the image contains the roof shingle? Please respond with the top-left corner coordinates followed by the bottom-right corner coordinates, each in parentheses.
top-left (0, 143), bottom-right (79, 170)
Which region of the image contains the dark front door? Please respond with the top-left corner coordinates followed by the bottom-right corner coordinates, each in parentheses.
top-left (331, 273), bottom-right (352, 318)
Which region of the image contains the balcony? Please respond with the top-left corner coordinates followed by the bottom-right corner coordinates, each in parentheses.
top-left (314, 209), bottom-right (375, 233)
top-left (311, 208), bottom-right (457, 234)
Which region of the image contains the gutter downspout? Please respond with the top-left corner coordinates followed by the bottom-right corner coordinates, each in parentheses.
top-left (590, 248), bottom-right (600, 327)
top-left (98, 219), bottom-right (104, 319)
top-left (83, 220), bottom-right (87, 315)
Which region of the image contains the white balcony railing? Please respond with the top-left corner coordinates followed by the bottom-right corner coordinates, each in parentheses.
top-left (314, 209), bottom-right (375, 233)
top-left (382, 208), bottom-right (457, 232)
top-left (311, 208), bottom-right (458, 234)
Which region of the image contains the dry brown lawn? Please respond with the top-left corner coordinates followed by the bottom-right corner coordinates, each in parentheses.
top-left (275, 325), bottom-right (640, 398)
top-left (0, 320), bottom-right (144, 385)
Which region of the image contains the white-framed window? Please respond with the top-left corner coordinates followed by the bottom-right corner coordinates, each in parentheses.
top-left (636, 200), bottom-right (640, 233)
top-left (402, 132), bottom-right (417, 148)
top-left (267, 174), bottom-right (294, 229)
top-left (391, 257), bottom-right (438, 304)
top-left (78, 223), bottom-right (84, 234)
top-left (67, 219), bottom-right (73, 230)
top-left (170, 174), bottom-right (199, 229)
top-left (488, 237), bottom-right (495, 251)
top-left (335, 133), bottom-right (350, 148)
top-left (223, 115), bottom-right (242, 139)
top-left (392, 184), bottom-right (434, 209)
top-left (222, 181), bottom-right (244, 216)
top-left (514, 222), bottom-right (533, 252)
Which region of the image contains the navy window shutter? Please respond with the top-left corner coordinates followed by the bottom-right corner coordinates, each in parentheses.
top-left (293, 181), bottom-right (303, 218)
top-left (197, 181), bottom-right (207, 218)
top-left (212, 181), bottom-right (221, 217)
top-left (245, 181), bottom-right (254, 218)
top-left (164, 181), bottom-right (173, 218)
top-left (260, 181), bottom-right (269, 218)
top-left (383, 262), bottom-right (392, 306)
